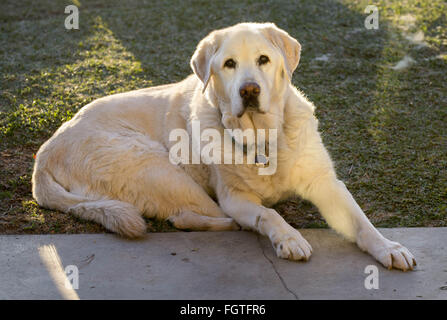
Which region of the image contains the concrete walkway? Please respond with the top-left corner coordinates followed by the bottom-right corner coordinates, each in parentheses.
top-left (1, 228), bottom-right (446, 299)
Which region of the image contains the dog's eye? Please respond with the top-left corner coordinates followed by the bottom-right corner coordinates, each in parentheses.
top-left (258, 55), bottom-right (270, 66)
top-left (224, 59), bottom-right (236, 69)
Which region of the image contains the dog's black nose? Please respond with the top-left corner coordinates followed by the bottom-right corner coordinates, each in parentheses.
top-left (239, 82), bottom-right (260, 99)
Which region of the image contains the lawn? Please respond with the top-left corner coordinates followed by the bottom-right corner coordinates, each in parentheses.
top-left (0, 0), bottom-right (446, 234)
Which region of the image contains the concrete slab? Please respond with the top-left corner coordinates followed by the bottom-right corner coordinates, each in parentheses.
top-left (261, 228), bottom-right (447, 299)
top-left (0, 228), bottom-right (446, 300)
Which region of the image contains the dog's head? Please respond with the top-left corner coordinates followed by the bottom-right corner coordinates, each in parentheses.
top-left (190, 22), bottom-right (301, 132)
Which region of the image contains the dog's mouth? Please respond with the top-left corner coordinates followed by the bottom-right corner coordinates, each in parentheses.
top-left (237, 98), bottom-right (263, 117)
top-left (222, 107), bottom-right (274, 134)
top-left (243, 97), bottom-right (259, 109)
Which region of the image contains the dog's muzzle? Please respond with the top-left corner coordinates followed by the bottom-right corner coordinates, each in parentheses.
top-left (238, 82), bottom-right (261, 117)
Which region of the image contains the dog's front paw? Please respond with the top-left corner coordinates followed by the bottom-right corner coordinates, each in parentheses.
top-left (273, 231), bottom-right (313, 261)
top-left (371, 239), bottom-right (417, 271)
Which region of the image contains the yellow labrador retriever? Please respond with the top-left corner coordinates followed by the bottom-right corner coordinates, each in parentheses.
top-left (32, 23), bottom-right (416, 271)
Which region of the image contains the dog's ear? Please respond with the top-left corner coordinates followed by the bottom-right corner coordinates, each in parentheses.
top-left (261, 23), bottom-right (301, 80)
top-left (190, 30), bottom-right (219, 93)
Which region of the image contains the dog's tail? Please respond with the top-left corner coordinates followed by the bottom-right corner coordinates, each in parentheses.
top-left (32, 170), bottom-right (147, 238)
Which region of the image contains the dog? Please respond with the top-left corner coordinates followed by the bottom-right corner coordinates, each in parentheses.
top-left (32, 22), bottom-right (416, 271)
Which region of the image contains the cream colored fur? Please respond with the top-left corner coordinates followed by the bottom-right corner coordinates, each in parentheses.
top-left (32, 23), bottom-right (416, 271)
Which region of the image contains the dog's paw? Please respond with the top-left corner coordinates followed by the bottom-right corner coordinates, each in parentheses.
top-left (273, 231), bottom-right (312, 261)
top-left (372, 239), bottom-right (416, 271)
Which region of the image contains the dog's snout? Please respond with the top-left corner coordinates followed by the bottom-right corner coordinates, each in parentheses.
top-left (239, 82), bottom-right (260, 99)
top-left (237, 82), bottom-right (261, 117)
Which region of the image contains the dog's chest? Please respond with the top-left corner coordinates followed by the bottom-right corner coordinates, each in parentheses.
top-left (220, 156), bottom-right (294, 206)
top-left (179, 163), bottom-right (216, 198)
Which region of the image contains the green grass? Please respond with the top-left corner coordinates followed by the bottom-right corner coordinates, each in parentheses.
top-left (0, 0), bottom-right (446, 234)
